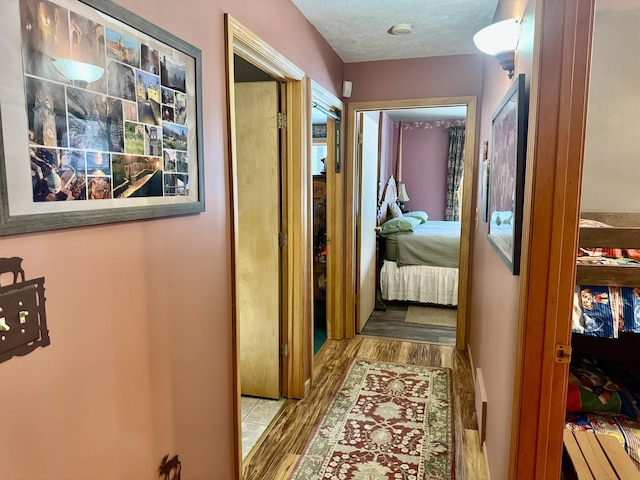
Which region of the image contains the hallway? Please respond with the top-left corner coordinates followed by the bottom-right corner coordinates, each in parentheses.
top-left (242, 336), bottom-right (488, 479)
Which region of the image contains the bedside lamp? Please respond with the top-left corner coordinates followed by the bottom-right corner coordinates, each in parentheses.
top-left (398, 182), bottom-right (410, 212)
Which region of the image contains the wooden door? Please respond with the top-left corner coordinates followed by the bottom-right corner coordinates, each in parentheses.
top-left (235, 81), bottom-right (281, 399)
top-left (356, 112), bottom-right (379, 332)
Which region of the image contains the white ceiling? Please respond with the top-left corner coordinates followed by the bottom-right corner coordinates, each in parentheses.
top-left (291, 0), bottom-right (499, 63)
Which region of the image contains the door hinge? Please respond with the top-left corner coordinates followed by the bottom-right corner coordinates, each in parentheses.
top-left (277, 112), bottom-right (287, 129)
top-left (279, 232), bottom-right (288, 247)
top-left (555, 344), bottom-right (572, 364)
top-left (357, 133), bottom-right (363, 145)
top-left (355, 294), bottom-right (359, 305)
top-left (280, 343), bottom-right (289, 357)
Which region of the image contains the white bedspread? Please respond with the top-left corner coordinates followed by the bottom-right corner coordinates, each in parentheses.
top-left (380, 260), bottom-right (458, 305)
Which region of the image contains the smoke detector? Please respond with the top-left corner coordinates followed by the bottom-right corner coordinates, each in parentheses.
top-left (388, 23), bottom-right (413, 35)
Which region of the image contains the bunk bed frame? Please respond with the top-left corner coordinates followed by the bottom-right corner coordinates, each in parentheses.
top-left (577, 212), bottom-right (640, 287)
top-left (563, 212), bottom-right (640, 477)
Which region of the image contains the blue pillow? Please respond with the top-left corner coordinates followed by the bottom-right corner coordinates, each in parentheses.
top-left (403, 211), bottom-right (428, 224)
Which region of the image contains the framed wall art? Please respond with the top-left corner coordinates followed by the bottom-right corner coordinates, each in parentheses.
top-left (312, 123), bottom-right (327, 140)
top-left (0, 0), bottom-right (204, 236)
top-left (479, 140), bottom-right (489, 223)
top-left (487, 73), bottom-right (528, 274)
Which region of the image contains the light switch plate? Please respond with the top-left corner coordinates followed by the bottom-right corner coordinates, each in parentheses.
top-left (0, 267), bottom-right (48, 363)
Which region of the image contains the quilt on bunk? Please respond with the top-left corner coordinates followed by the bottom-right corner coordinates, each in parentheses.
top-left (565, 357), bottom-right (640, 469)
top-left (382, 220), bottom-right (461, 268)
top-left (573, 285), bottom-right (640, 338)
top-left (572, 218), bottom-right (640, 338)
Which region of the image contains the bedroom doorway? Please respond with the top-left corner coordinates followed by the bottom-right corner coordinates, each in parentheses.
top-left (311, 103), bottom-right (329, 354)
top-left (310, 81), bottom-right (345, 345)
top-left (225, 14), bottom-right (311, 477)
top-left (345, 97), bottom-right (477, 349)
top-left (310, 103), bottom-right (341, 353)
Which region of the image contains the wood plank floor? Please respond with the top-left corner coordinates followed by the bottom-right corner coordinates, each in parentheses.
top-left (242, 336), bottom-right (487, 479)
top-left (362, 301), bottom-right (457, 345)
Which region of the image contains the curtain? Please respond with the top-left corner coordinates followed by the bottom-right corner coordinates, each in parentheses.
top-left (445, 126), bottom-right (465, 221)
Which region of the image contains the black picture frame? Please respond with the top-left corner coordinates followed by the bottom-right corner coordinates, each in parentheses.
top-left (487, 73), bottom-right (528, 274)
top-left (479, 159), bottom-right (489, 222)
top-left (0, 0), bottom-right (204, 236)
top-left (312, 123), bottom-right (327, 140)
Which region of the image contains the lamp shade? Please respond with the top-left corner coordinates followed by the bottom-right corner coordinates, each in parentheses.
top-left (398, 183), bottom-right (410, 202)
top-left (52, 57), bottom-right (105, 83)
top-left (472, 18), bottom-right (521, 56)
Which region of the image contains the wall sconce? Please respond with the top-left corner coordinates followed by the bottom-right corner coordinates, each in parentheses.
top-left (473, 18), bottom-right (521, 79)
top-left (397, 182), bottom-right (410, 211)
top-left (52, 57), bottom-right (105, 84)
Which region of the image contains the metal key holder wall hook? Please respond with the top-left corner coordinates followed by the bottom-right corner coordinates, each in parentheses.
top-left (0, 257), bottom-right (49, 363)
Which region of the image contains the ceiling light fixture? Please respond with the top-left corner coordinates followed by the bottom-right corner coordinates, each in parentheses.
top-left (472, 18), bottom-right (521, 79)
top-left (387, 23), bottom-right (412, 36)
top-left (52, 57), bottom-right (105, 84)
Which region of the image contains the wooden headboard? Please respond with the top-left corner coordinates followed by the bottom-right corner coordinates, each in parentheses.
top-left (377, 176), bottom-right (398, 226)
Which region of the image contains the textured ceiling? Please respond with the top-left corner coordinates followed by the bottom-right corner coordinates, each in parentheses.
top-left (291, 0), bottom-right (499, 63)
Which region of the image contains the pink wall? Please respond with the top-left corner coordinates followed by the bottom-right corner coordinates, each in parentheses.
top-left (344, 54), bottom-right (484, 102)
top-left (401, 126), bottom-right (450, 220)
top-left (468, 0), bottom-right (533, 478)
top-left (0, 1), bottom-right (342, 479)
top-left (346, 54), bottom-right (483, 223)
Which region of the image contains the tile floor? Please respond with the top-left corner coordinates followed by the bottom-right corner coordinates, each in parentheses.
top-left (241, 396), bottom-right (286, 460)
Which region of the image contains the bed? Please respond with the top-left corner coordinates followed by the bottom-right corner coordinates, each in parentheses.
top-left (572, 213), bottom-right (640, 338)
top-left (565, 212), bottom-right (640, 470)
top-left (376, 177), bottom-right (461, 306)
top-left (564, 356), bottom-right (640, 469)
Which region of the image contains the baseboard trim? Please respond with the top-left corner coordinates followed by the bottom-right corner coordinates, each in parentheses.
top-left (483, 441), bottom-right (492, 479)
top-left (304, 378), bottom-right (311, 395)
top-left (475, 368), bottom-right (488, 444)
top-left (468, 342), bottom-right (477, 387)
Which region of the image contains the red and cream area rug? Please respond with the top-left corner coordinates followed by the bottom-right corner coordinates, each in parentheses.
top-left (289, 359), bottom-right (454, 480)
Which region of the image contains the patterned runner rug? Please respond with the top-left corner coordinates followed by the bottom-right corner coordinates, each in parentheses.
top-left (289, 359), bottom-right (454, 479)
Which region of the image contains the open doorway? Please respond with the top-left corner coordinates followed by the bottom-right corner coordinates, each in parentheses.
top-left (233, 54), bottom-right (286, 460)
top-left (310, 93), bottom-right (343, 354)
top-left (309, 81), bottom-right (344, 347)
top-left (345, 97), bottom-right (477, 349)
top-left (225, 14), bottom-right (311, 478)
top-left (361, 105), bottom-right (468, 345)
top-left (311, 104), bottom-right (328, 354)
